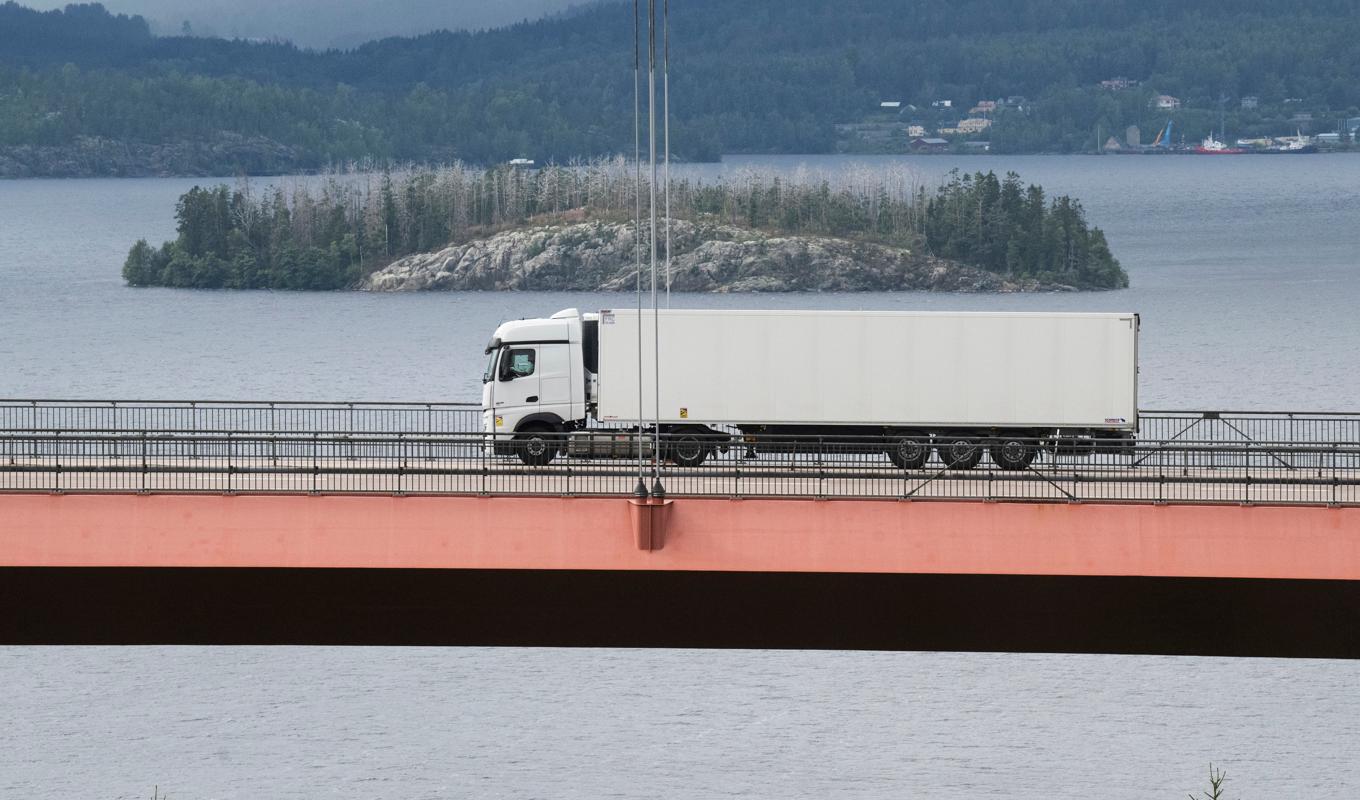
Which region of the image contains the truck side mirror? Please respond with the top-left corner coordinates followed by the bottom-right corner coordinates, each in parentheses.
top-left (498, 349), bottom-right (514, 382)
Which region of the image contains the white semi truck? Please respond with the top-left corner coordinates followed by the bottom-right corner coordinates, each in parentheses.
top-left (482, 308), bottom-right (1139, 469)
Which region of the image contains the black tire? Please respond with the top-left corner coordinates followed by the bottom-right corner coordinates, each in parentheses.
top-left (515, 425), bottom-right (560, 466)
top-left (989, 436), bottom-right (1038, 470)
top-left (936, 436), bottom-right (983, 470)
top-left (886, 435), bottom-right (930, 469)
top-left (669, 432), bottom-right (710, 468)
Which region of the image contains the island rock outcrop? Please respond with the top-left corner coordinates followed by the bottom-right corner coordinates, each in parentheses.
top-left (360, 220), bottom-right (1073, 293)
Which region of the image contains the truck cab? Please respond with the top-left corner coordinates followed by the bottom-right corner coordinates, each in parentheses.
top-left (482, 308), bottom-right (597, 458)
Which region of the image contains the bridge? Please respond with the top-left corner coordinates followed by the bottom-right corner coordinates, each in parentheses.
top-left (3, 400), bottom-right (1358, 656)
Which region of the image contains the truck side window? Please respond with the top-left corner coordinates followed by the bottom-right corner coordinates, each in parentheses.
top-left (502, 348), bottom-right (535, 380)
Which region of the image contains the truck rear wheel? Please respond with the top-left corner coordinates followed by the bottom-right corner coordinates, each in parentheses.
top-left (937, 436), bottom-right (983, 470)
top-left (668, 431), bottom-right (710, 468)
top-left (515, 424), bottom-right (560, 467)
top-left (886, 435), bottom-right (930, 469)
top-left (989, 436), bottom-right (1038, 470)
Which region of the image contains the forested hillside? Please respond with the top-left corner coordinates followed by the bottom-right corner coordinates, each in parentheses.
top-left (3, 0), bottom-right (1359, 172)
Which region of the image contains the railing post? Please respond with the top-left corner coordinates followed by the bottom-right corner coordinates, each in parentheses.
top-left (1157, 442), bottom-right (1166, 503)
top-left (427, 406), bottom-right (435, 462)
top-left (480, 433), bottom-right (489, 496)
top-left (986, 449), bottom-right (994, 501)
top-left (816, 437), bottom-right (825, 499)
top-left (141, 432), bottom-right (148, 493)
top-left (565, 444), bottom-right (573, 498)
top-left (1332, 442), bottom-right (1339, 506)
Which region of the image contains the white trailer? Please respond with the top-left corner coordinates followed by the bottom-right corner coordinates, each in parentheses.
top-left (482, 308), bottom-right (1138, 469)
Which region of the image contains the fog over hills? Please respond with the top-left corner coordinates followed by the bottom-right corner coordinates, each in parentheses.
top-left (23, 0), bottom-right (592, 48)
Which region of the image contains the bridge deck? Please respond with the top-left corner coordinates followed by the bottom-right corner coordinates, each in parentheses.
top-left (3, 455), bottom-right (1359, 505)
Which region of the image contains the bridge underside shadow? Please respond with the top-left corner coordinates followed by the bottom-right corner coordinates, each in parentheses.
top-left (4, 567), bottom-right (1358, 658)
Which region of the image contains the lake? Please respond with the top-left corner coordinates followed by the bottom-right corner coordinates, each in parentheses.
top-left (1, 153), bottom-right (1359, 799)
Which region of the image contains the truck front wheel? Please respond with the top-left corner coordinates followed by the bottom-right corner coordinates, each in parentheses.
top-left (515, 424), bottom-right (560, 466)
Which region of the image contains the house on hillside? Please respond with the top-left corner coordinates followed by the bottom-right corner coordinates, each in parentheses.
top-left (910, 137), bottom-right (949, 152)
top-left (906, 124), bottom-right (927, 138)
top-left (931, 99), bottom-right (953, 109)
top-left (968, 100), bottom-right (997, 116)
top-left (1151, 94), bottom-right (1181, 110)
top-left (955, 118), bottom-right (992, 134)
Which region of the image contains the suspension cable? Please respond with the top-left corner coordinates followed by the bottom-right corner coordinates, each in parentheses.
top-left (647, 0), bottom-right (663, 497)
top-left (632, 0), bottom-right (646, 498)
top-left (663, 0), bottom-right (671, 308)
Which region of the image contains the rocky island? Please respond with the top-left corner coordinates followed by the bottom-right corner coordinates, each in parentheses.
top-left (122, 163), bottom-right (1128, 292)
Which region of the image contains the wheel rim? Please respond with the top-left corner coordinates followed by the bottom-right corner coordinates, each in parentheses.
top-left (525, 437), bottom-right (547, 456)
top-left (676, 438), bottom-right (703, 461)
top-left (897, 439), bottom-right (927, 461)
top-left (1001, 440), bottom-right (1027, 462)
top-left (948, 440), bottom-right (976, 459)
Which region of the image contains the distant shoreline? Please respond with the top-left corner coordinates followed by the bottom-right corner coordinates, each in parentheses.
top-left (8, 142), bottom-right (1356, 180)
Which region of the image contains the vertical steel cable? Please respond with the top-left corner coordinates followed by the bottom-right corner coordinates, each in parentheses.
top-left (648, 0), bottom-right (664, 495)
top-left (663, 0), bottom-right (671, 308)
top-left (633, 0), bottom-right (647, 498)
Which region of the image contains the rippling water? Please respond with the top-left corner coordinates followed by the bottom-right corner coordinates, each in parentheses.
top-left (2, 154), bottom-right (1359, 799)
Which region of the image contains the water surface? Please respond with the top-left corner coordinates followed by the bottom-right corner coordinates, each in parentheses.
top-left (2, 154), bottom-right (1359, 799)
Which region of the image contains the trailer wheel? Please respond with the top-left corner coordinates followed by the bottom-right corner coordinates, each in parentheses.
top-left (515, 424), bottom-right (560, 466)
top-left (669, 432), bottom-right (710, 468)
top-left (937, 437), bottom-right (983, 470)
top-left (989, 437), bottom-right (1038, 470)
top-left (886, 435), bottom-right (930, 469)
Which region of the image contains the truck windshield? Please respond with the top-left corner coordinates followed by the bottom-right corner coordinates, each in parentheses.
top-left (482, 349), bottom-right (498, 384)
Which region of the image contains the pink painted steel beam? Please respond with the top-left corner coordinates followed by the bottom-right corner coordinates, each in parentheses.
top-left (2, 494), bottom-right (1358, 581)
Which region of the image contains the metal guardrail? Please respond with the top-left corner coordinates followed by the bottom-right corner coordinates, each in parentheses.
top-left (5, 400), bottom-right (1360, 442)
top-left (2, 429), bottom-right (1358, 506)
top-left (0, 399), bottom-right (484, 436)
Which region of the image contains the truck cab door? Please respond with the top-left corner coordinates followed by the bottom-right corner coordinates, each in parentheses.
top-left (497, 346), bottom-right (542, 424)
top-left (535, 343), bottom-right (573, 423)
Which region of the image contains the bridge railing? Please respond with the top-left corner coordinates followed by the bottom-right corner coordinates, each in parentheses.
top-left (0, 399), bottom-right (484, 436)
top-left (3, 430), bottom-right (1358, 506)
top-left (6, 401), bottom-right (1360, 446)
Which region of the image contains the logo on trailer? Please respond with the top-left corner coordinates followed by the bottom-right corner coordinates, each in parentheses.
top-left (601, 310), bottom-right (616, 325)
top-left (679, 407), bottom-right (688, 419)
